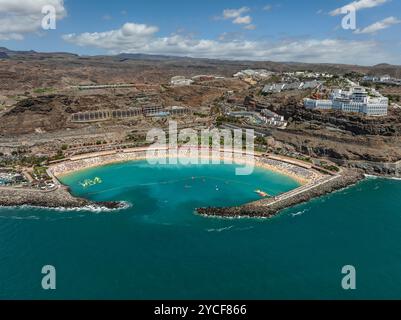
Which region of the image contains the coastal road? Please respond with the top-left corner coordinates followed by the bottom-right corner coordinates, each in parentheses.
top-left (259, 175), bottom-right (340, 208)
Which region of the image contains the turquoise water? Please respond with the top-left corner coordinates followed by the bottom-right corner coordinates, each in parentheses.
top-left (1, 161), bottom-right (401, 299)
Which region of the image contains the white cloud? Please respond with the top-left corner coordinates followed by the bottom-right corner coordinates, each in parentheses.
top-left (62, 22), bottom-right (398, 65)
top-left (244, 24), bottom-right (257, 30)
top-left (330, 0), bottom-right (389, 16)
top-left (222, 7), bottom-right (250, 19)
top-left (263, 5), bottom-right (272, 11)
top-left (63, 23), bottom-right (159, 50)
top-left (221, 7), bottom-right (253, 29)
top-left (233, 15), bottom-right (252, 25)
top-left (0, 0), bottom-right (67, 40)
top-left (354, 16), bottom-right (401, 34)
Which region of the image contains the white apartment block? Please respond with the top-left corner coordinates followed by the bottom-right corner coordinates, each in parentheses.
top-left (304, 87), bottom-right (388, 116)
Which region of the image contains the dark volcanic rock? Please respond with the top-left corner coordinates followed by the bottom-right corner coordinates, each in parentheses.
top-left (288, 107), bottom-right (401, 136)
top-left (0, 186), bottom-right (123, 210)
top-left (197, 170), bottom-right (364, 218)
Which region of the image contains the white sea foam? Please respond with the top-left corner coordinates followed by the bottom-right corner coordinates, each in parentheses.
top-left (206, 225), bottom-right (234, 233)
top-left (52, 201), bottom-right (132, 213)
top-left (0, 201), bottom-right (132, 214)
top-left (364, 174), bottom-right (401, 181)
top-left (0, 215), bottom-right (40, 220)
top-left (235, 226), bottom-right (255, 231)
top-left (291, 209), bottom-right (308, 217)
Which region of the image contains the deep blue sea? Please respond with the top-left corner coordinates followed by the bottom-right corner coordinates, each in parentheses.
top-left (1, 161), bottom-right (401, 299)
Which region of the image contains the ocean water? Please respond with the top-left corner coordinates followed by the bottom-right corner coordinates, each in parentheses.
top-left (1, 161), bottom-right (401, 299)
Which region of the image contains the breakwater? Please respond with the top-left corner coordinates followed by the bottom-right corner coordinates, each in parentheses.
top-left (197, 169), bottom-right (365, 218)
top-left (0, 185), bottom-right (121, 210)
top-left (1, 148), bottom-right (327, 211)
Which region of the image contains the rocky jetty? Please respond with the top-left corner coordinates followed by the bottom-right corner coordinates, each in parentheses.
top-left (0, 186), bottom-right (122, 210)
top-left (197, 169), bottom-right (365, 218)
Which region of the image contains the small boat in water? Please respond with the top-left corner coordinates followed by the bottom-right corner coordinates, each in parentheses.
top-left (255, 190), bottom-right (269, 197)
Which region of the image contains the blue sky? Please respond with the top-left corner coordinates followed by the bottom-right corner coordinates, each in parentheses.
top-left (1, 0), bottom-right (401, 65)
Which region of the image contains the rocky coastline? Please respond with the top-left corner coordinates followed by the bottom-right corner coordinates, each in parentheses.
top-left (197, 169), bottom-right (365, 219)
top-left (0, 185), bottom-right (123, 210)
top-left (0, 150), bottom-right (365, 216)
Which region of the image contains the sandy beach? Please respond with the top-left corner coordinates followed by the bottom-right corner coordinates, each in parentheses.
top-left (50, 148), bottom-right (322, 185)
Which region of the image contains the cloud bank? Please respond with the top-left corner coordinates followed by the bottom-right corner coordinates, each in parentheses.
top-left (330, 0), bottom-right (389, 16)
top-left (0, 0), bottom-right (67, 40)
top-left (63, 22), bottom-right (397, 65)
top-left (354, 16), bottom-right (401, 34)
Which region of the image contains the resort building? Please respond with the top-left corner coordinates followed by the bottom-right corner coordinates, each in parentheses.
top-left (362, 75), bottom-right (401, 86)
top-left (233, 69), bottom-right (273, 80)
top-left (263, 80), bottom-right (322, 94)
top-left (71, 106), bottom-right (191, 123)
top-left (304, 87), bottom-right (388, 116)
top-left (226, 109), bottom-right (287, 128)
top-left (170, 76), bottom-right (194, 86)
top-left (304, 99), bottom-right (333, 110)
top-left (74, 84), bottom-right (136, 90)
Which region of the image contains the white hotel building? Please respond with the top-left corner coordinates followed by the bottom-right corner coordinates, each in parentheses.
top-left (304, 87), bottom-right (388, 116)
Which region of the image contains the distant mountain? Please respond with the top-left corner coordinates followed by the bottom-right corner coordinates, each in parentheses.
top-left (0, 47), bottom-right (77, 58)
top-left (0, 47), bottom-right (400, 77)
top-left (373, 63), bottom-right (391, 68)
top-left (115, 53), bottom-right (191, 61)
top-left (0, 47), bottom-right (36, 55)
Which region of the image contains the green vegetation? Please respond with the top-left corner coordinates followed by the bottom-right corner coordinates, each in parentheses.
top-left (126, 134), bottom-right (146, 142)
top-left (343, 72), bottom-right (364, 81)
top-left (216, 115), bottom-right (241, 126)
top-left (0, 154), bottom-right (48, 167)
top-left (33, 166), bottom-right (47, 176)
top-left (193, 112), bottom-right (208, 118)
top-left (262, 74), bottom-right (281, 85)
top-left (33, 87), bottom-right (54, 94)
top-left (210, 105), bottom-right (221, 115)
top-left (320, 161), bottom-right (340, 172)
top-left (386, 94), bottom-right (400, 103)
top-left (295, 155), bottom-right (313, 163)
top-left (325, 165), bottom-right (340, 172)
top-left (33, 165), bottom-right (52, 181)
top-left (255, 136), bottom-right (267, 147)
top-left (51, 150), bottom-right (65, 161)
top-left (324, 76), bottom-right (348, 88)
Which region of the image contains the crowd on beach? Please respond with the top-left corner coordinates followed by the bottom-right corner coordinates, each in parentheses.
top-left (51, 149), bottom-right (322, 184)
top-left (52, 152), bottom-right (139, 176)
top-left (258, 158), bottom-right (322, 183)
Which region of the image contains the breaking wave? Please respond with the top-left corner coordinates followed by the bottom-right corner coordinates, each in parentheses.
top-left (291, 209), bottom-right (309, 217)
top-left (0, 201), bottom-right (132, 214)
top-left (206, 225), bottom-right (234, 233)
